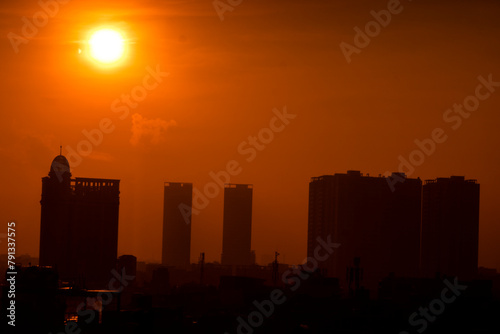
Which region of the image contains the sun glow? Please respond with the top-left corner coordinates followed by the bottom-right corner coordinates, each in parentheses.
top-left (88, 28), bottom-right (126, 64)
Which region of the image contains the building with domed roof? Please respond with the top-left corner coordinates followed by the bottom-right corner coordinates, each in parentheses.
top-left (39, 152), bottom-right (120, 289)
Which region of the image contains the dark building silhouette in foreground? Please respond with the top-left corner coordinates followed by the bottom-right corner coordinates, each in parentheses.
top-left (421, 176), bottom-right (480, 279)
top-left (308, 171), bottom-right (422, 292)
top-left (117, 254), bottom-right (138, 279)
top-left (39, 154), bottom-right (120, 288)
top-left (1, 265), bottom-right (62, 332)
top-left (162, 182), bottom-right (192, 267)
top-left (221, 184), bottom-right (254, 266)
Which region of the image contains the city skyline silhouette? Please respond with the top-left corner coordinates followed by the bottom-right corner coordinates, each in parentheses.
top-left (32, 153), bottom-right (484, 284)
top-left (1, 152), bottom-right (491, 333)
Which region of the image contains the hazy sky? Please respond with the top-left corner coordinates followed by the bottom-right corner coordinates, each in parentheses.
top-left (1, 0), bottom-right (499, 270)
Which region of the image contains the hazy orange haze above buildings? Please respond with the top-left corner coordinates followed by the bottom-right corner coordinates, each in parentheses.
top-left (1, 0), bottom-right (499, 270)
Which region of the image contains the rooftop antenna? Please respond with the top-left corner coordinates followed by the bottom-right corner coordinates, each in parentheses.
top-left (199, 252), bottom-right (205, 285)
top-left (272, 251), bottom-right (280, 286)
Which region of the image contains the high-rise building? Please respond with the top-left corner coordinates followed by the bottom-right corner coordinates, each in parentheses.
top-left (162, 182), bottom-right (192, 267)
top-left (221, 184), bottom-right (253, 266)
top-left (421, 176), bottom-right (480, 279)
top-left (39, 153), bottom-right (120, 288)
top-left (307, 171), bottom-right (422, 291)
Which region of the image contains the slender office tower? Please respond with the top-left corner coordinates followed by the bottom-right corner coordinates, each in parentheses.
top-left (421, 176), bottom-right (480, 279)
top-left (40, 152), bottom-right (120, 288)
top-left (162, 182), bottom-right (193, 267)
top-left (221, 184), bottom-right (253, 266)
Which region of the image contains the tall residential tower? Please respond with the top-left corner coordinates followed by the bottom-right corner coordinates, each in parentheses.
top-left (221, 184), bottom-right (253, 266)
top-left (162, 182), bottom-right (193, 267)
top-left (308, 171), bottom-right (422, 291)
top-left (421, 176), bottom-right (480, 279)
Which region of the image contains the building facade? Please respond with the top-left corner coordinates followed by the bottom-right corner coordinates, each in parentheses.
top-left (39, 154), bottom-right (120, 288)
top-left (162, 182), bottom-right (193, 267)
top-left (307, 171), bottom-right (422, 291)
top-left (421, 176), bottom-right (480, 279)
top-left (221, 184), bottom-right (253, 266)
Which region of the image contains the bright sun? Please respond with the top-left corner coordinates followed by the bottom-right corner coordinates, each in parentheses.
top-left (88, 29), bottom-right (125, 64)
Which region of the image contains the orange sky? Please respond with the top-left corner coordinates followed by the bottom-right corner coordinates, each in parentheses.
top-left (1, 0), bottom-right (499, 270)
